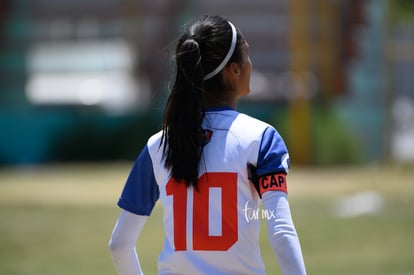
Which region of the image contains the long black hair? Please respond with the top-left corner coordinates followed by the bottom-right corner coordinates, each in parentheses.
top-left (161, 15), bottom-right (245, 188)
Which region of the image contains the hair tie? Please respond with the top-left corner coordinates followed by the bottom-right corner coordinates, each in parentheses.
top-left (203, 21), bottom-right (237, 80)
top-left (184, 38), bottom-right (199, 48)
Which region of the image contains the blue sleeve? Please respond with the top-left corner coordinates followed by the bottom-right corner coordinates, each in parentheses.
top-left (117, 145), bottom-right (160, 216)
top-left (256, 127), bottom-right (290, 177)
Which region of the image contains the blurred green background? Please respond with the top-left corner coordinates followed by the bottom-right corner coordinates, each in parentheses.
top-left (1, 164), bottom-right (413, 274)
top-left (1, 0), bottom-right (413, 165)
top-left (0, 0), bottom-right (414, 274)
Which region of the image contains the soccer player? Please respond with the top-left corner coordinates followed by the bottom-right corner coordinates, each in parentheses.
top-left (109, 15), bottom-right (306, 275)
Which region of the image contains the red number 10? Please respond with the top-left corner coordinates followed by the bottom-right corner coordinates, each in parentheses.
top-left (166, 172), bottom-right (238, 251)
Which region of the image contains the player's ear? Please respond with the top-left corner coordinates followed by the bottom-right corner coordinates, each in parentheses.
top-left (224, 62), bottom-right (241, 80)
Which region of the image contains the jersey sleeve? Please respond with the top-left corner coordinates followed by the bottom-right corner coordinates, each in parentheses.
top-left (255, 126), bottom-right (290, 196)
top-left (118, 145), bottom-right (160, 216)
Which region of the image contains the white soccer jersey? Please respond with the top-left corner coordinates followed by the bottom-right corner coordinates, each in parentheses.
top-left (118, 107), bottom-right (290, 275)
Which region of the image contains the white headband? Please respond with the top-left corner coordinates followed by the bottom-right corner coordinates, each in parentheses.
top-left (203, 21), bottom-right (237, 80)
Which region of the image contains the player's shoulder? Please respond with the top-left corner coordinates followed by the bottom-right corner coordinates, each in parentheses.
top-left (146, 130), bottom-right (163, 152)
top-left (234, 112), bottom-right (272, 133)
top-left (237, 113), bottom-right (270, 125)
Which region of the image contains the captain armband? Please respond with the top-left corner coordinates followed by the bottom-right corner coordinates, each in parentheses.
top-left (248, 163), bottom-right (288, 198)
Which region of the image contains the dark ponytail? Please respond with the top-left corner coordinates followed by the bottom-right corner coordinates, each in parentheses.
top-left (162, 15), bottom-right (245, 188)
top-left (162, 37), bottom-right (205, 188)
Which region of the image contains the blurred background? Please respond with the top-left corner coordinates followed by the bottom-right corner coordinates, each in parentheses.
top-left (1, 1), bottom-right (414, 275)
top-left (0, 0), bottom-right (413, 166)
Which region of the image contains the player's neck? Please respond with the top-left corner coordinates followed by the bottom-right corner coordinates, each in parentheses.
top-left (204, 93), bottom-right (237, 109)
top-left (204, 101), bottom-right (236, 110)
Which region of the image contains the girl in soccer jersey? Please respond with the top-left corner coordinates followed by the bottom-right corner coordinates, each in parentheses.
top-left (109, 15), bottom-right (306, 275)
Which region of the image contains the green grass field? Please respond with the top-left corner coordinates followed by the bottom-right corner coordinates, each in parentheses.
top-left (0, 163), bottom-right (413, 275)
